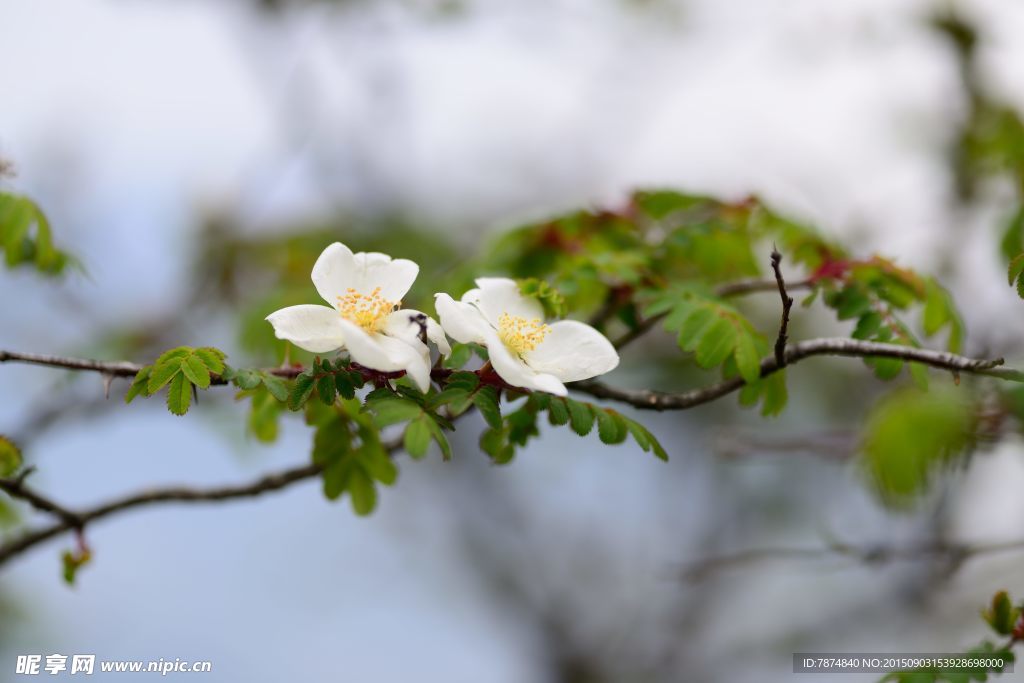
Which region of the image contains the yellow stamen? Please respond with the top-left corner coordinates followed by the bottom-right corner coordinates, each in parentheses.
top-left (336, 287), bottom-right (398, 333)
top-left (498, 313), bottom-right (550, 355)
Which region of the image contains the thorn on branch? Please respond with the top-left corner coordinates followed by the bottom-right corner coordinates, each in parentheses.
top-left (770, 246), bottom-right (795, 368)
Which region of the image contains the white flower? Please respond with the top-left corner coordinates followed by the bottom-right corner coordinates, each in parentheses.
top-left (434, 277), bottom-right (619, 396)
top-left (265, 242), bottom-right (449, 392)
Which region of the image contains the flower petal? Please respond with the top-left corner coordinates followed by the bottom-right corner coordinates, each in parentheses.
top-left (352, 252), bottom-right (419, 302)
top-left (382, 309), bottom-right (452, 357)
top-left (523, 320), bottom-right (619, 382)
top-left (265, 305), bottom-right (346, 353)
top-left (311, 242), bottom-right (358, 308)
top-left (435, 293), bottom-right (491, 345)
top-left (483, 328), bottom-right (567, 396)
top-left (337, 319), bottom-right (432, 392)
top-left (471, 277), bottom-right (544, 328)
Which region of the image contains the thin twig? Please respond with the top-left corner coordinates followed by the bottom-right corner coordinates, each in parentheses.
top-left (770, 247), bottom-right (795, 367)
top-left (681, 538), bottom-right (1024, 582)
top-left (573, 337), bottom-right (1018, 411)
top-left (0, 463), bottom-right (323, 568)
top-left (0, 467), bottom-right (83, 529)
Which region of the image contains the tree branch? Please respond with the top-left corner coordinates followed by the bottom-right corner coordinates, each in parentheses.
top-left (0, 462), bottom-right (324, 568)
top-left (0, 467), bottom-right (83, 529)
top-left (770, 247), bottom-right (795, 367)
top-left (681, 538), bottom-right (1024, 582)
top-left (572, 337), bottom-right (1019, 411)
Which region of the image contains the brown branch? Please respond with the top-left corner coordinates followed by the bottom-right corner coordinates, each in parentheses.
top-left (573, 337), bottom-right (1019, 411)
top-left (0, 462), bottom-right (324, 568)
top-left (770, 247), bottom-right (795, 366)
top-left (0, 350), bottom-right (305, 384)
top-left (682, 538), bottom-right (1024, 582)
top-left (0, 467), bottom-right (83, 529)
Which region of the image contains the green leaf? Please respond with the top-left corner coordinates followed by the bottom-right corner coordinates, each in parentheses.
top-left (368, 397), bottom-right (423, 427)
top-left (154, 346), bottom-right (193, 366)
top-left (860, 386), bottom-right (975, 507)
top-left (147, 360), bottom-right (182, 394)
top-left (694, 317), bottom-right (736, 368)
top-left (180, 354), bottom-right (211, 389)
top-left (333, 371), bottom-right (357, 400)
top-left (622, 418), bottom-right (668, 461)
top-left (675, 307), bottom-right (716, 351)
top-left (547, 398), bottom-right (570, 426)
top-left (288, 373), bottom-right (316, 411)
top-left (348, 468), bottom-right (377, 516)
top-left (230, 368), bottom-right (262, 391)
top-left (0, 436), bottom-right (21, 477)
top-left (424, 418), bottom-right (452, 460)
top-left (596, 409), bottom-right (628, 444)
top-left (444, 343), bottom-right (474, 369)
top-left (981, 591), bottom-right (1020, 636)
top-left (403, 417), bottom-right (432, 459)
top-left (193, 347), bottom-right (226, 375)
top-left (473, 386), bottom-right (503, 429)
top-left (1008, 253), bottom-right (1024, 287)
top-left (517, 278), bottom-right (566, 318)
top-left (480, 427), bottom-right (515, 464)
top-left (733, 330), bottom-right (761, 383)
top-left (316, 374), bottom-right (337, 405)
top-left (247, 388), bottom-right (282, 443)
top-left (566, 398), bottom-right (595, 436)
top-left (260, 374), bottom-right (290, 402)
top-left (760, 370), bottom-right (788, 416)
top-left (166, 373), bottom-right (192, 416)
top-left (853, 311), bottom-right (883, 339)
top-left (124, 366), bottom-right (152, 404)
top-left (61, 547), bottom-right (91, 586)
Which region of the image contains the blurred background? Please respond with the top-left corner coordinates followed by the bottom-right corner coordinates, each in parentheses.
top-left (3, 0), bottom-right (1024, 681)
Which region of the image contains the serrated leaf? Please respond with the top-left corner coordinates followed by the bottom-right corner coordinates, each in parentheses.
top-left (288, 373), bottom-right (316, 411)
top-left (760, 370), bottom-right (788, 416)
top-left (166, 372), bottom-right (192, 416)
top-left (180, 354), bottom-right (211, 389)
top-left (596, 409), bottom-right (628, 444)
top-left (473, 386), bottom-right (502, 429)
top-left (733, 331), bottom-right (761, 383)
top-left (248, 388), bottom-right (281, 443)
top-left (348, 468), bottom-right (377, 515)
top-left (194, 347), bottom-right (226, 375)
top-left (425, 418), bottom-right (452, 460)
top-left (547, 398), bottom-right (570, 426)
top-left (155, 347), bottom-right (192, 366)
top-left (566, 398), bottom-right (595, 436)
top-left (675, 307), bottom-right (716, 351)
top-left (334, 371), bottom-right (356, 400)
top-left (231, 368), bottom-right (262, 391)
top-left (1008, 253), bottom-right (1024, 287)
top-left (124, 366), bottom-right (152, 403)
top-left (623, 418), bottom-right (668, 461)
top-left (480, 427), bottom-right (514, 464)
top-left (403, 417), bottom-right (432, 459)
top-left (429, 386), bottom-right (473, 414)
top-left (260, 374), bottom-right (289, 402)
top-left (853, 311), bottom-right (883, 339)
top-left (694, 317), bottom-right (736, 368)
top-left (369, 397), bottom-right (423, 426)
top-left (147, 360), bottom-right (182, 394)
top-left (317, 374), bottom-right (337, 405)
